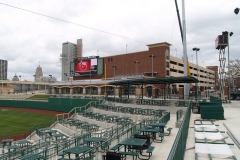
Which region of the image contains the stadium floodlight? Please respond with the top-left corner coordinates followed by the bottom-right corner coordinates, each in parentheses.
top-left (222, 31), bottom-right (233, 102)
top-left (193, 47), bottom-right (200, 99)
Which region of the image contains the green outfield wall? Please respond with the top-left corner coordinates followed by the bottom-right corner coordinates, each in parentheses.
top-left (0, 97), bottom-right (101, 112)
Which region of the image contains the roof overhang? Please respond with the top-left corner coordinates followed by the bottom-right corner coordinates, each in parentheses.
top-left (107, 76), bottom-right (199, 86)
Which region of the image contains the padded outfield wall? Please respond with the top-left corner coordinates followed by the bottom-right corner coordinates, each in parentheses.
top-left (0, 97), bottom-right (101, 112)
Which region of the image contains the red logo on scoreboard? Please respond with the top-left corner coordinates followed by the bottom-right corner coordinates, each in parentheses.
top-left (75, 60), bottom-right (91, 72)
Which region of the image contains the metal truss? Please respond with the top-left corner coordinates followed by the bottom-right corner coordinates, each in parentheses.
top-left (219, 48), bottom-right (226, 100)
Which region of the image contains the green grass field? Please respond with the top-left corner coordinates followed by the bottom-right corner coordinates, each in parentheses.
top-left (26, 94), bottom-right (51, 100)
top-left (0, 109), bottom-right (56, 138)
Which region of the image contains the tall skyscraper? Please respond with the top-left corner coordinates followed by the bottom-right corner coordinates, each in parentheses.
top-left (76, 39), bottom-right (83, 58)
top-left (0, 59), bottom-right (8, 80)
top-left (60, 39), bottom-right (82, 81)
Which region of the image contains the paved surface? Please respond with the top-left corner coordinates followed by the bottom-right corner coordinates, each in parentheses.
top-left (114, 100), bottom-right (240, 160)
top-left (185, 100), bottom-right (240, 160)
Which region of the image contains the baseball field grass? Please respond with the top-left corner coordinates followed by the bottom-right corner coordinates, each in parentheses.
top-left (0, 109), bottom-right (56, 138)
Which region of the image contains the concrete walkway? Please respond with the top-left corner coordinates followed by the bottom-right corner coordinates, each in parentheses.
top-left (185, 100), bottom-right (240, 160)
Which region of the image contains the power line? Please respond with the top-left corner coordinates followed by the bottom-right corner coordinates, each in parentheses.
top-left (0, 2), bottom-right (147, 44)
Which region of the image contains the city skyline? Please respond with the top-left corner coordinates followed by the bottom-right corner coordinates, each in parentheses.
top-left (0, 0), bottom-right (239, 81)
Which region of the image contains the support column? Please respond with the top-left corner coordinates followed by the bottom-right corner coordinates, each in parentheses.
top-left (115, 87), bottom-right (119, 96)
top-left (152, 86), bottom-right (155, 99)
top-left (83, 88), bottom-right (86, 95)
top-left (128, 84), bottom-right (130, 98)
top-left (136, 86), bottom-right (141, 97)
top-left (164, 83), bottom-right (166, 100)
top-left (59, 88), bottom-right (62, 94)
top-left (98, 87), bottom-right (101, 95)
top-left (51, 88), bottom-right (55, 94)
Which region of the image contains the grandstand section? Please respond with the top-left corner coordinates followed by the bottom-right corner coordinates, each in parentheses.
top-left (1, 96), bottom-right (239, 159)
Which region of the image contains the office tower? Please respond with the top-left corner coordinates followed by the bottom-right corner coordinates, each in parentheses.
top-left (60, 39), bottom-right (82, 81)
top-left (0, 59), bottom-right (8, 80)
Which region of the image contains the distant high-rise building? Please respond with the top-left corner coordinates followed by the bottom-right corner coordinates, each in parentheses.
top-left (76, 39), bottom-right (83, 58)
top-left (0, 59), bottom-right (8, 80)
top-left (34, 65), bottom-right (57, 82)
top-left (60, 39), bottom-right (82, 81)
top-left (35, 65), bottom-right (43, 79)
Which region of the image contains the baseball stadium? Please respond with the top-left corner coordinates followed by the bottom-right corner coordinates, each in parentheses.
top-left (0, 76), bottom-right (240, 160)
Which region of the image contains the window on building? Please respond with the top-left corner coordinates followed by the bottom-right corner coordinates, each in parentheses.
top-left (170, 61), bottom-right (177, 65)
top-left (166, 62), bottom-right (169, 68)
top-left (165, 50), bottom-right (170, 60)
top-left (166, 70), bottom-right (170, 76)
top-left (123, 86), bottom-right (136, 95)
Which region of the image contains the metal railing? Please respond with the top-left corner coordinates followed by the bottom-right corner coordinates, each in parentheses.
top-left (167, 102), bottom-right (192, 160)
top-left (58, 110), bottom-right (171, 160)
top-left (56, 100), bottom-right (101, 122)
top-left (176, 109), bottom-right (183, 122)
top-left (0, 99), bottom-right (170, 160)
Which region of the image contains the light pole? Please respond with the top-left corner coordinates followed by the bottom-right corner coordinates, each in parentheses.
top-left (0, 80), bottom-right (2, 96)
top-left (149, 54), bottom-right (155, 77)
top-left (193, 48), bottom-right (200, 80)
top-left (207, 73), bottom-right (210, 98)
top-left (89, 69), bottom-right (92, 96)
top-left (232, 77), bottom-right (236, 90)
top-left (64, 73), bottom-right (67, 94)
top-left (19, 75), bottom-right (21, 93)
top-left (193, 47), bottom-right (200, 99)
top-left (134, 61), bottom-right (140, 74)
top-left (33, 75), bottom-right (36, 93)
top-left (234, 8), bottom-right (239, 15)
top-left (222, 31), bottom-right (233, 102)
top-left (112, 65), bottom-right (117, 81)
top-left (70, 76), bottom-right (73, 95)
top-left (49, 75), bottom-right (52, 94)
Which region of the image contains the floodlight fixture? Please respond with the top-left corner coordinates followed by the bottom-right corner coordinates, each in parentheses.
top-left (192, 47), bottom-right (200, 51)
top-left (234, 8), bottom-right (239, 15)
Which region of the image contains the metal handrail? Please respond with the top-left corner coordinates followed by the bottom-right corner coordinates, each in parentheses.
top-left (167, 102), bottom-right (192, 160)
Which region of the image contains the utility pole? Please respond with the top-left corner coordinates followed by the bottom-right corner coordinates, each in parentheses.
top-left (182, 0), bottom-right (189, 100)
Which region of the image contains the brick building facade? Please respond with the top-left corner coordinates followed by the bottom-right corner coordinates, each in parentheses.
top-left (53, 42), bottom-right (216, 97)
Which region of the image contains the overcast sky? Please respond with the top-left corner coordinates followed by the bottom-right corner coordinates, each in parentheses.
top-left (0, 0), bottom-right (239, 81)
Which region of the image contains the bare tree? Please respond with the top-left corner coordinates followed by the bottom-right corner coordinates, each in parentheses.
top-left (228, 59), bottom-right (240, 76)
top-left (226, 59), bottom-right (240, 89)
